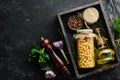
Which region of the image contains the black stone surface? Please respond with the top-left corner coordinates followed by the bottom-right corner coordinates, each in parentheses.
top-left (0, 0), bottom-right (120, 80)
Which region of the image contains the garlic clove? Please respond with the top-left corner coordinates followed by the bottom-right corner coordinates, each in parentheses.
top-left (45, 70), bottom-right (56, 79)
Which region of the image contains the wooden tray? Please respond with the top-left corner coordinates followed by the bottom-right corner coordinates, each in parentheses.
top-left (57, 0), bottom-right (119, 79)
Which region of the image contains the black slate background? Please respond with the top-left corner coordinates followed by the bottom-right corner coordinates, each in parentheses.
top-left (0, 0), bottom-right (120, 80)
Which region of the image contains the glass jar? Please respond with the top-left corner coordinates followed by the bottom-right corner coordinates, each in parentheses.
top-left (73, 29), bottom-right (96, 68)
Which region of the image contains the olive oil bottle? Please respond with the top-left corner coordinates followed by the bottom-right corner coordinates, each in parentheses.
top-left (95, 28), bottom-right (115, 64)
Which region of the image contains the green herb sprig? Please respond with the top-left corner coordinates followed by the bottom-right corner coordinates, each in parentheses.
top-left (113, 16), bottom-right (120, 47)
top-left (28, 44), bottom-right (51, 71)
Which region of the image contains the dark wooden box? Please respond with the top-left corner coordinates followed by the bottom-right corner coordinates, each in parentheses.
top-left (57, 0), bottom-right (119, 79)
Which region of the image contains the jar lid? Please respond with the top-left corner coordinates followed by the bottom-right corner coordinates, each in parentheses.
top-left (83, 7), bottom-right (99, 24)
top-left (73, 29), bottom-right (96, 40)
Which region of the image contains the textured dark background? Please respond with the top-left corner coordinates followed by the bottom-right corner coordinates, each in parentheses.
top-left (0, 0), bottom-right (120, 80)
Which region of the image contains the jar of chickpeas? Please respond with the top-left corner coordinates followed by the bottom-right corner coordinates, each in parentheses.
top-left (73, 29), bottom-right (96, 68)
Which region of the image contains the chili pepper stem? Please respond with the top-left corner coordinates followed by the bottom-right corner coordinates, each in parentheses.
top-left (60, 49), bottom-right (69, 65)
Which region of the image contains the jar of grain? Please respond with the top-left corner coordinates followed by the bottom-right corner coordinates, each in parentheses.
top-left (73, 29), bottom-right (96, 68)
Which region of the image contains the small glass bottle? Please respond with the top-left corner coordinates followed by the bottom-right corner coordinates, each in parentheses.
top-left (94, 28), bottom-right (115, 64)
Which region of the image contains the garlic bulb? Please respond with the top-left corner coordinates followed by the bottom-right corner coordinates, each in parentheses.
top-left (45, 70), bottom-right (56, 79)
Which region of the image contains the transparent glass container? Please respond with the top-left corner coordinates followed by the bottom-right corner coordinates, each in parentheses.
top-left (94, 28), bottom-right (115, 65)
top-left (73, 29), bottom-right (96, 68)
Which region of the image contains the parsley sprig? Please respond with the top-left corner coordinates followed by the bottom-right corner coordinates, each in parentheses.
top-left (28, 44), bottom-right (51, 71)
top-left (113, 16), bottom-right (120, 47)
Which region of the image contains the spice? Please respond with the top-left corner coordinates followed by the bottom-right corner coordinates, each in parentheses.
top-left (53, 40), bottom-right (69, 64)
top-left (68, 15), bottom-right (82, 30)
top-left (45, 70), bottom-right (56, 79)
